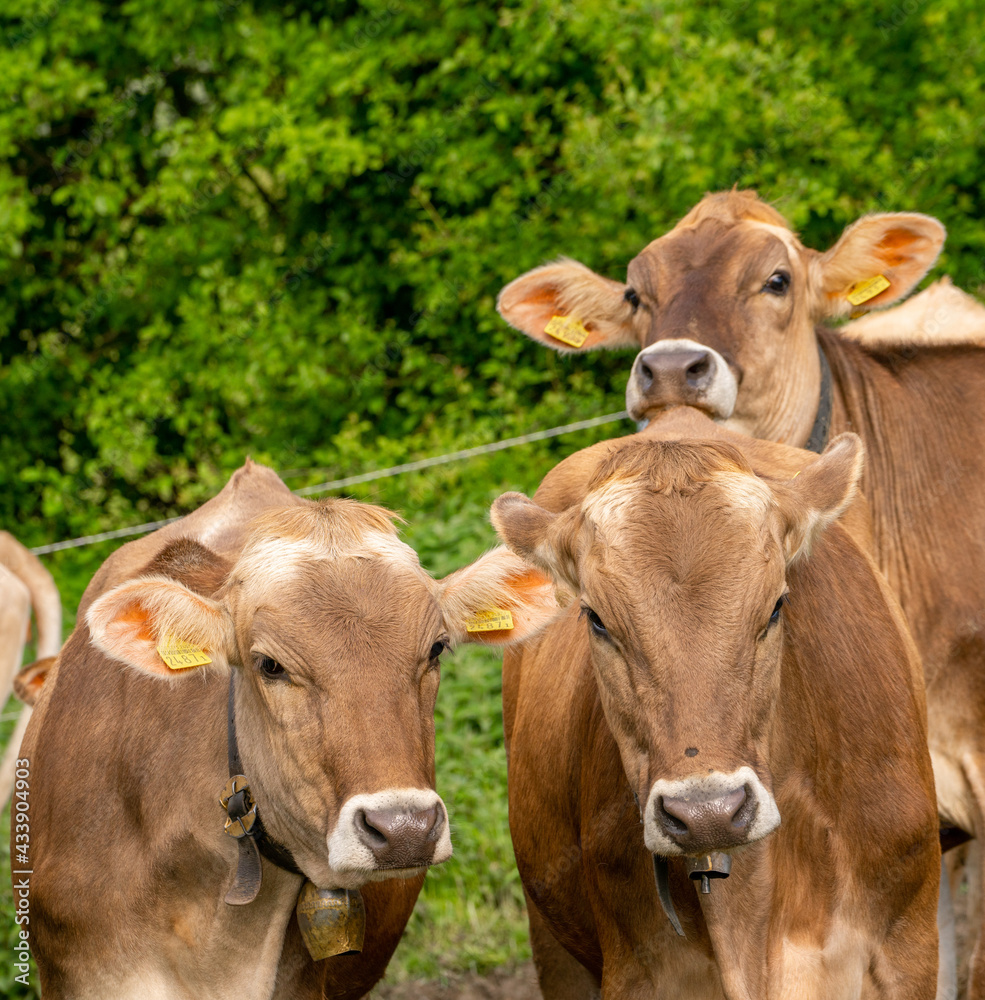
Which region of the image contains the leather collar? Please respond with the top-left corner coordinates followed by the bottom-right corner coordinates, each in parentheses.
top-left (804, 342), bottom-right (833, 454)
top-left (223, 675), bottom-right (304, 905)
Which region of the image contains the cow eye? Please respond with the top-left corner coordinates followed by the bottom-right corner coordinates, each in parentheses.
top-left (763, 271), bottom-right (790, 296)
top-left (624, 287), bottom-right (641, 311)
top-left (584, 608), bottom-right (609, 638)
top-left (429, 640), bottom-right (447, 660)
top-left (256, 655), bottom-right (286, 679)
top-left (769, 598), bottom-right (784, 626)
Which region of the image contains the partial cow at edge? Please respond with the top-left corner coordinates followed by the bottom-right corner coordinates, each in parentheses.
top-left (499, 189), bottom-right (985, 996)
top-left (495, 407), bottom-right (940, 999)
top-left (16, 460), bottom-right (558, 1000)
top-left (0, 530), bottom-right (61, 806)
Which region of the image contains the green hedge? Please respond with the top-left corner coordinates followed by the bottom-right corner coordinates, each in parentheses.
top-left (2, 0), bottom-right (985, 546)
top-left (3, 0), bottom-right (985, 992)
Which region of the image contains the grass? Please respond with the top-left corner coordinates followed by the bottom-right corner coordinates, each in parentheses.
top-left (0, 419), bottom-right (632, 994)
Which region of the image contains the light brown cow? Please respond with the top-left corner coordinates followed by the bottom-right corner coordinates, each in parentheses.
top-left (16, 460), bottom-right (557, 1000)
top-left (0, 530), bottom-right (61, 805)
top-left (498, 190), bottom-right (985, 993)
top-left (493, 407), bottom-right (940, 999)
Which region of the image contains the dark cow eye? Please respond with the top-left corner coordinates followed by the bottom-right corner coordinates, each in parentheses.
top-left (763, 271), bottom-right (790, 296)
top-left (429, 640), bottom-right (447, 660)
top-left (584, 608), bottom-right (609, 638)
top-left (624, 287), bottom-right (641, 311)
top-left (256, 655), bottom-right (286, 679)
top-left (761, 595), bottom-right (787, 639)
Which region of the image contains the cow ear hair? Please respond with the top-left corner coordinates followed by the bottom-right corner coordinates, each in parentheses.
top-left (86, 575), bottom-right (233, 678)
top-left (815, 213), bottom-right (946, 318)
top-left (435, 546), bottom-right (563, 647)
top-left (497, 258), bottom-right (637, 352)
top-left (775, 434), bottom-right (864, 564)
top-left (13, 655), bottom-right (57, 706)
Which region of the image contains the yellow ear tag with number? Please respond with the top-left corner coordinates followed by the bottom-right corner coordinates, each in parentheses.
top-left (544, 315), bottom-right (589, 348)
top-left (846, 275), bottom-right (890, 306)
top-left (157, 634), bottom-right (212, 670)
top-left (465, 609), bottom-right (515, 633)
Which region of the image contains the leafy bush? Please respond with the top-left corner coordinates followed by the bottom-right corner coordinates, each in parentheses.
top-left (3, 0), bottom-right (985, 990)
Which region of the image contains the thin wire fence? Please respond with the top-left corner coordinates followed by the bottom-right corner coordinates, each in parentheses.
top-left (29, 411), bottom-right (629, 556)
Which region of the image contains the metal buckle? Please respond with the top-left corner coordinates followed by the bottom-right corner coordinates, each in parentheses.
top-left (220, 774), bottom-right (257, 839)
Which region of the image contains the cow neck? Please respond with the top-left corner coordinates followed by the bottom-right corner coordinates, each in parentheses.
top-left (804, 341), bottom-right (833, 454)
top-left (223, 674), bottom-right (304, 905)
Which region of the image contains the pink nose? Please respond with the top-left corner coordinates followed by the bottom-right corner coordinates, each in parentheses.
top-left (656, 785), bottom-right (753, 853)
top-left (354, 805), bottom-right (444, 869)
top-left (633, 348), bottom-right (715, 408)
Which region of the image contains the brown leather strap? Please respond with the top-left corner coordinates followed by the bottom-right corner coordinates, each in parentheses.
top-left (223, 676), bottom-right (303, 906)
top-left (225, 836), bottom-right (264, 905)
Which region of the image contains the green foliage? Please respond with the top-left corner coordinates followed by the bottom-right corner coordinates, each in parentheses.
top-left (2, 0), bottom-right (985, 988)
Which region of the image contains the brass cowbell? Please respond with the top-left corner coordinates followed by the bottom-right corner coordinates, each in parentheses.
top-left (296, 881), bottom-right (366, 960)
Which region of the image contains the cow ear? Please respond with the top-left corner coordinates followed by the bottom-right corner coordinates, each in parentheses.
top-left (775, 434), bottom-right (864, 564)
top-left (13, 655), bottom-right (57, 706)
top-left (497, 258), bottom-right (637, 352)
top-left (490, 492), bottom-right (582, 593)
top-left (436, 547), bottom-right (562, 647)
top-left (815, 213), bottom-right (946, 318)
top-left (85, 575), bottom-right (233, 678)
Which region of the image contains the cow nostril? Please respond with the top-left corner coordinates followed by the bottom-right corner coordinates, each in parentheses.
top-left (685, 355), bottom-right (712, 386)
top-left (730, 786), bottom-right (754, 831)
top-left (658, 797), bottom-right (690, 837)
top-left (424, 804), bottom-right (444, 842)
top-left (639, 360), bottom-right (655, 387)
top-left (355, 809), bottom-right (388, 849)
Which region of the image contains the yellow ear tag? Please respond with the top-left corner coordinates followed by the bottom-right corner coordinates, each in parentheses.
top-left (465, 609), bottom-right (515, 633)
top-left (157, 634), bottom-right (212, 670)
top-left (544, 315), bottom-right (589, 348)
top-left (846, 274), bottom-right (890, 306)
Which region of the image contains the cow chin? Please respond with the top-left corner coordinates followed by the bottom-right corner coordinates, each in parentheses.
top-left (324, 787), bottom-right (453, 889)
top-left (642, 765), bottom-right (780, 858)
top-left (626, 339), bottom-right (738, 426)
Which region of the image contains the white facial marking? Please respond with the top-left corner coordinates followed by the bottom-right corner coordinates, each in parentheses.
top-left (326, 787), bottom-right (452, 888)
top-left (627, 338), bottom-right (738, 422)
top-left (712, 471), bottom-right (774, 517)
top-left (236, 531), bottom-right (421, 585)
top-left (644, 765), bottom-right (780, 856)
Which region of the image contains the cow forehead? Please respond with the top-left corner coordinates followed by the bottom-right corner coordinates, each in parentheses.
top-left (581, 468), bottom-right (777, 577)
top-left (629, 219), bottom-right (803, 292)
top-left (235, 549), bottom-right (443, 663)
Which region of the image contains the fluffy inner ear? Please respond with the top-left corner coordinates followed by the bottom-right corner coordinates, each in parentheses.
top-left (85, 575), bottom-right (233, 677)
top-left (490, 492), bottom-right (582, 593)
top-left (13, 655), bottom-right (57, 706)
top-left (815, 213), bottom-right (946, 318)
top-left (775, 434), bottom-right (864, 564)
top-left (436, 547), bottom-right (562, 647)
top-left (497, 258), bottom-right (637, 352)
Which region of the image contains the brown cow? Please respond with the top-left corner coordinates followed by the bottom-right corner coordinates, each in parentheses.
top-left (498, 190), bottom-right (985, 993)
top-left (493, 408), bottom-right (940, 999)
top-left (0, 530), bottom-right (61, 805)
top-left (15, 460), bottom-right (557, 1000)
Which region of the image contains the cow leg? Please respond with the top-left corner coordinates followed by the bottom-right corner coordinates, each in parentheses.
top-left (961, 754), bottom-right (985, 998)
top-left (526, 889), bottom-right (600, 1000)
top-left (939, 855), bottom-right (960, 1000)
top-left (0, 705), bottom-right (32, 808)
top-left (0, 568), bottom-right (31, 805)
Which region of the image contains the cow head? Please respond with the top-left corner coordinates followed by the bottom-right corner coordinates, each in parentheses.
top-left (497, 190), bottom-right (945, 445)
top-left (86, 498), bottom-right (558, 889)
top-left (491, 434), bottom-right (862, 857)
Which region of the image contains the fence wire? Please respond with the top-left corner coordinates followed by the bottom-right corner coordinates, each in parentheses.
top-left (29, 411), bottom-right (629, 556)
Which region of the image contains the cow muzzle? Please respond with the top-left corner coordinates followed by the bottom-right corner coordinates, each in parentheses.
top-left (643, 765), bottom-right (780, 857)
top-left (327, 787), bottom-right (453, 887)
top-left (626, 339), bottom-right (738, 425)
